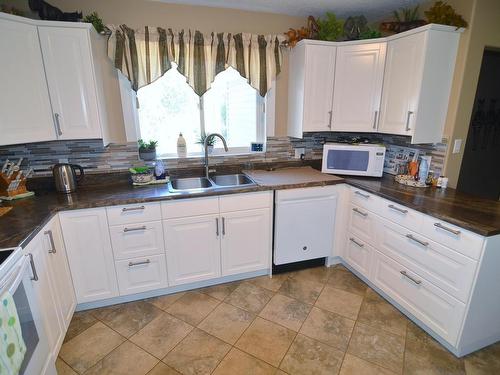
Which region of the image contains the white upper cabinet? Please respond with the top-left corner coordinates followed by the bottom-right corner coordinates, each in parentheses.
top-left (288, 42), bottom-right (336, 137)
top-left (379, 26), bottom-right (460, 143)
top-left (287, 25), bottom-right (461, 143)
top-left (38, 27), bottom-right (102, 140)
top-left (0, 17), bottom-right (55, 145)
top-left (332, 42), bottom-right (386, 132)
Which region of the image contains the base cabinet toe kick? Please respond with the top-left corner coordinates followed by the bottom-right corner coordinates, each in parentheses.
top-left (341, 186), bottom-right (500, 357)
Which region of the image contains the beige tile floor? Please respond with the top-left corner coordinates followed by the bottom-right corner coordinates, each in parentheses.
top-left (56, 265), bottom-right (500, 375)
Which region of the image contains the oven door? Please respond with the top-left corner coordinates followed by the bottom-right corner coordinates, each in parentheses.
top-left (0, 254), bottom-right (51, 375)
top-left (322, 146), bottom-right (373, 176)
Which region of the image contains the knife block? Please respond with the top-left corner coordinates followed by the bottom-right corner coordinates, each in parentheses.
top-left (0, 170), bottom-right (28, 198)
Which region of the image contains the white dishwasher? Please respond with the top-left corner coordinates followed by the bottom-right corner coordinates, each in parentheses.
top-left (274, 186), bottom-right (338, 265)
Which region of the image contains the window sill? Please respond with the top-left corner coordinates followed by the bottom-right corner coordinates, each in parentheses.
top-left (159, 150), bottom-right (265, 160)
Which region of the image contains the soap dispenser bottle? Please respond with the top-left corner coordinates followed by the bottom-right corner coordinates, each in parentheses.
top-left (177, 133), bottom-right (187, 158)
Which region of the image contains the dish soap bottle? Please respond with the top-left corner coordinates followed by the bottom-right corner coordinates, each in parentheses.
top-left (418, 157), bottom-right (429, 183)
top-left (177, 133), bottom-right (187, 158)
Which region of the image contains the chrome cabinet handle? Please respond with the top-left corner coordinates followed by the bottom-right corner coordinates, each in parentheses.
top-left (44, 230), bottom-right (56, 254)
top-left (222, 217), bottom-right (226, 235)
top-left (373, 110), bottom-right (379, 129)
top-left (434, 222), bottom-right (461, 236)
top-left (352, 207), bottom-right (368, 217)
top-left (405, 111), bottom-right (414, 131)
top-left (215, 217), bottom-right (219, 236)
top-left (123, 225), bottom-right (147, 232)
top-left (388, 204), bottom-right (408, 214)
top-left (349, 237), bottom-right (364, 247)
top-left (28, 254), bottom-right (38, 281)
top-left (128, 259), bottom-right (150, 267)
top-left (354, 191), bottom-right (370, 199)
top-left (400, 270), bottom-right (422, 285)
top-left (406, 234), bottom-right (429, 247)
top-left (122, 205), bottom-right (145, 212)
top-left (328, 110), bottom-right (333, 129)
top-left (54, 113), bottom-right (63, 136)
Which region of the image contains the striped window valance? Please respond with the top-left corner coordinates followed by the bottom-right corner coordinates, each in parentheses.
top-left (107, 25), bottom-right (286, 97)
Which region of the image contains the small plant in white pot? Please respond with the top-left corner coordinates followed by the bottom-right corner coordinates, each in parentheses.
top-left (196, 135), bottom-right (217, 154)
top-left (138, 139), bottom-right (158, 161)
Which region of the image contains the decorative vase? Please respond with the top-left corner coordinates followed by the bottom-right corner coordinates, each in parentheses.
top-left (139, 148), bottom-right (156, 161)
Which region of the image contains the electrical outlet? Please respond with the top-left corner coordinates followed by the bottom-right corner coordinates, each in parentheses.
top-left (294, 148), bottom-right (305, 159)
top-left (452, 139), bottom-right (462, 154)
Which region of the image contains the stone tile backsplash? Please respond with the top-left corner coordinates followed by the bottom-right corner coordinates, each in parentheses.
top-left (0, 133), bottom-right (447, 177)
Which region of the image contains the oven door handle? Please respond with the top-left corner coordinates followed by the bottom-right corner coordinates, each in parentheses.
top-left (0, 255), bottom-right (30, 296)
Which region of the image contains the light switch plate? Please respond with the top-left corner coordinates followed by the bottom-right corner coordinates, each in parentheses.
top-left (294, 148), bottom-right (305, 159)
top-left (452, 139), bottom-right (462, 154)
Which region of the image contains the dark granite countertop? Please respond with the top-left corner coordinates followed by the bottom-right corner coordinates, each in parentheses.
top-left (1, 168), bottom-right (499, 250)
top-left (345, 174), bottom-right (500, 237)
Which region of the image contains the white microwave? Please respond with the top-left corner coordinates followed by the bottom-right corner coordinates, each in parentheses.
top-left (321, 143), bottom-right (386, 177)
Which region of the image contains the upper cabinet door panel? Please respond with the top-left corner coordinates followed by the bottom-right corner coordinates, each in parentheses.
top-left (302, 44), bottom-right (336, 132)
top-left (378, 32), bottom-right (426, 136)
top-left (0, 18), bottom-right (54, 145)
top-left (38, 27), bottom-right (102, 140)
top-left (332, 43), bottom-right (386, 132)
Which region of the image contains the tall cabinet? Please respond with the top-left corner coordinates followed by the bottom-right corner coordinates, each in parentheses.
top-left (0, 12), bottom-right (126, 146)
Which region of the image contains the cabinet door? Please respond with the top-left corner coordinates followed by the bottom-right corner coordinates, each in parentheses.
top-left (43, 216), bottom-right (76, 331)
top-left (38, 26), bottom-right (102, 140)
top-left (302, 44), bottom-right (336, 132)
top-left (0, 17), bottom-right (54, 145)
top-left (221, 209), bottom-right (271, 276)
top-left (25, 232), bottom-right (65, 361)
top-left (378, 32), bottom-right (426, 136)
top-left (332, 43), bottom-right (386, 132)
top-left (163, 215), bottom-right (221, 286)
top-left (59, 208), bottom-right (119, 303)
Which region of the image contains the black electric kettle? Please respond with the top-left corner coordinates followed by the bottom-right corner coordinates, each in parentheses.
top-left (52, 163), bottom-right (84, 193)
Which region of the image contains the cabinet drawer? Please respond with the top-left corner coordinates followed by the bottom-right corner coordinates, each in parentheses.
top-left (107, 203), bottom-right (161, 226)
top-left (378, 198), bottom-right (423, 231)
top-left (109, 221), bottom-right (165, 260)
top-left (161, 197), bottom-right (219, 219)
top-left (375, 217), bottom-right (477, 302)
top-left (421, 216), bottom-right (484, 260)
top-left (344, 234), bottom-right (373, 278)
top-left (219, 191), bottom-right (272, 212)
top-left (372, 250), bottom-right (465, 345)
top-left (348, 203), bottom-right (376, 247)
top-left (115, 254), bottom-right (168, 296)
top-left (349, 187), bottom-right (380, 213)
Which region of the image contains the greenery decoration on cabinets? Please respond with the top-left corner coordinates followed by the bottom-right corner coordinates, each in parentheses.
top-left (0, 5), bottom-right (24, 16)
top-left (82, 12), bottom-right (105, 34)
top-left (285, 16), bottom-right (319, 47)
top-left (138, 139), bottom-right (158, 161)
top-left (380, 5), bottom-right (427, 34)
top-left (424, 1), bottom-right (468, 28)
top-left (317, 12), bottom-right (344, 41)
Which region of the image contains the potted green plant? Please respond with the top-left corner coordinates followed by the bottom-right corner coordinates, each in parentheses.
top-left (82, 12), bottom-right (106, 34)
top-left (316, 12), bottom-right (344, 41)
top-left (138, 139), bottom-right (158, 161)
top-left (196, 135), bottom-right (217, 154)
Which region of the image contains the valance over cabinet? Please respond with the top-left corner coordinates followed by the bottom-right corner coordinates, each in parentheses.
top-left (0, 12), bottom-right (125, 146)
top-left (287, 24), bottom-right (462, 144)
top-left (106, 25), bottom-right (286, 97)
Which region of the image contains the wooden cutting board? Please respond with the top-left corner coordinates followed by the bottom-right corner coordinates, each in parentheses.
top-left (0, 206), bottom-right (12, 217)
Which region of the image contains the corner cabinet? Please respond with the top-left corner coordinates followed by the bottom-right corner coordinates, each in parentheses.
top-left (287, 24), bottom-right (461, 143)
top-left (0, 12), bottom-right (125, 146)
top-left (59, 208), bottom-right (119, 303)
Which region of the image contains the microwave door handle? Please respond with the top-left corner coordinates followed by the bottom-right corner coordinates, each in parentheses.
top-left (0, 256), bottom-right (30, 296)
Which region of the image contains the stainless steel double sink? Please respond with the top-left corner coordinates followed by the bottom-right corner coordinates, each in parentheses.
top-left (168, 174), bottom-right (256, 193)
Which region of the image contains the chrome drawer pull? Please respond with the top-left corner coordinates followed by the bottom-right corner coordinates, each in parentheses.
top-left (44, 230), bottom-right (57, 254)
top-left (28, 253), bottom-right (38, 281)
top-left (122, 205), bottom-right (145, 212)
top-left (388, 204), bottom-right (408, 214)
top-left (222, 217), bottom-right (226, 235)
top-left (406, 234), bottom-right (429, 247)
top-left (372, 110), bottom-right (379, 129)
top-left (328, 110), bottom-right (333, 129)
top-left (400, 270), bottom-right (422, 285)
top-left (349, 237), bottom-right (364, 247)
top-left (352, 207), bottom-right (368, 217)
top-left (128, 259), bottom-right (151, 267)
top-left (406, 111), bottom-right (414, 131)
top-left (434, 222), bottom-right (461, 236)
top-left (123, 225), bottom-right (147, 233)
top-left (215, 217), bottom-right (219, 236)
top-left (354, 191), bottom-right (370, 199)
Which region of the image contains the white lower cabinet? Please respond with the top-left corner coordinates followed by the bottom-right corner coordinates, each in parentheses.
top-left (115, 254), bottom-right (168, 295)
top-left (344, 234), bottom-right (373, 277)
top-left (109, 220), bottom-right (165, 260)
top-left (220, 208), bottom-right (271, 276)
top-left (164, 214), bottom-right (221, 286)
top-left (59, 208), bottom-right (119, 303)
top-left (372, 249), bottom-right (465, 344)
